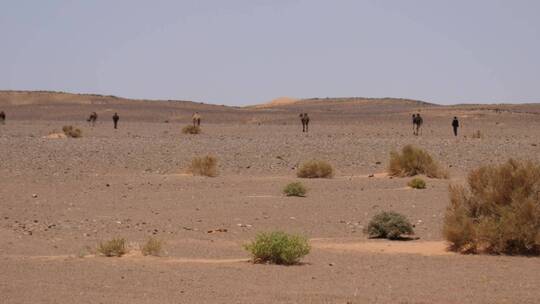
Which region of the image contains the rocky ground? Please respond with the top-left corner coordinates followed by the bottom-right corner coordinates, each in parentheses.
top-left (1, 95), bottom-right (540, 303)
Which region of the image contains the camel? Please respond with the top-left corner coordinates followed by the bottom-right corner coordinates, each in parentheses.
top-left (413, 113), bottom-right (423, 136)
top-left (87, 112), bottom-right (98, 127)
top-left (300, 113), bottom-right (310, 132)
top-left (192, 112), bottom-right (201, 127)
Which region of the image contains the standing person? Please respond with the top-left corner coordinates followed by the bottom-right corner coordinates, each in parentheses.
top-left (452, 116), bottom-right (459, 136)
top-left (0, 111), bottom-right (5, 125)
top-left (415, 113), bottom-right (423, 136)
top-left (112, 112), bottom-right (119, 129)
top-left (412, 114), bottom-right (417, 135)
top-left (300, 113), bottom-right (310, 132)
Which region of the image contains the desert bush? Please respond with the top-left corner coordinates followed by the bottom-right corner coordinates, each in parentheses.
top-left (365, 211), bottom-right (414, 240)
top-left (191, 155), bottom-right (218, 177)
top-left (408, 177), bottom-right (426, 189)
top-left (472, 130), bottom-right (482, 139)
top-left (141, 237), bottom-right (164, 256)
top-left (182, 125), bottom-right (201, 134)
top-left (244, 231), bottom-right (311, 265)
top-left (62, 125), bottom-right (82, 138)
top-left (443, 159), bottom-right (540, 255)
top-left (97, 238), bottom-right (128, 257)
top-left (297, 160), bottom-right (333, 178)
top-left (388, 145), bottom-right (448, 179)
top-left (283, 182), bottom-right (307, 197)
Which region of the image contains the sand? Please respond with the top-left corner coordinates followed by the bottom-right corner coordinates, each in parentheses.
top-left (1, 91), bottom-right (540, 303)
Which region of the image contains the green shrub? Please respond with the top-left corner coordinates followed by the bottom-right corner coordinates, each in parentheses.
top-left (141, 237), bottom-right (164, 256)
top-left (388, 145), bottom-right (448, 179)
top-left (365, 211), bottom-right (414, 240)
top-left (443, 159), bottom-right (540, 255)
top-left (283, 182), bottom-right (307, 197)
top-left (297, 160), bottom-right (333, 178)
top-left (62, 125), bottom-right (82, 138)
top-left (191, 155), bottom-right (218, 177)
top-left (182, 125), bottom-right (201, 134)
top-left (408, 177), bottom-right (426, 189)
top-left (97, 238), bottom-right (128, 257)
top-left (244, 231), bottom-right (311, 265)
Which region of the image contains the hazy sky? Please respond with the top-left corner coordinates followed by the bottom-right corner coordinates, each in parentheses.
top-left (2, 0), bottom-right (540, 105)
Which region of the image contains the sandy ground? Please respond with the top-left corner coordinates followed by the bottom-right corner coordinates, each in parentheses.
top-left (1, 96), bottom-right (540, 303)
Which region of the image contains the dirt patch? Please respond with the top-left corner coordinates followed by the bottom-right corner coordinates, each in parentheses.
top-left (312, 239), bottom-right (453, 256)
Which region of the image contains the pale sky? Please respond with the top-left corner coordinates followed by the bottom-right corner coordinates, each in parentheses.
top-left (1, 0), bottom-right (540, 105)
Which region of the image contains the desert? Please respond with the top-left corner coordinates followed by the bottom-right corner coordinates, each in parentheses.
top-left (1, 91), bottom-right (539, 303)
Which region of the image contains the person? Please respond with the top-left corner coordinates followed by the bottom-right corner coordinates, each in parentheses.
top-left (0, 111), bottom-right (5, 125)
top-left (452, 116), bottom-right (459, 136)
top-left (112, 112), bottom-right (119, 129)
top-left (415, 113), bottom-right (423, 136)
top-left (192, 112), bottom-right (201, 127)
top-left (300, 113), bottom-right (310, 132)
top-left (412, 114), bottom-right (417, 135)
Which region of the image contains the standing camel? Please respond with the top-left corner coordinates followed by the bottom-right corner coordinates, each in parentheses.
top-left (87, 112), bottom-right (98, 127)
top-left (192, 112), bottom-right (201, 127)
top-left (413, 113), bottom-right (423, 136)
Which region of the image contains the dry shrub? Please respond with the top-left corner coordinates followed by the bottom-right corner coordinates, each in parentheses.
top-left (62, 125), bottom-right (82, 138)
top-left (141, 237), bottom-right (164, 256)
top-left (408, 177), bottom-right (426, 189)
top-left (97, 238), bottom-right (127, 257)
top-left (472, 130), bottom-right (482, 139)
top-left (182, 125), bottom-right (201, 134)
top-left (365, 211), bottom-right (414, 240)
top-left (388, 145), bottom-right (448, 179)
top-left (191, 155), bottom-right (218, 177)
top-left (283, 182), bottom-right (307, 197)
top-left (244, 231), bottom-right (311, 265)
top-left (297, 160), bottom-right (333, 178)
top-left (443, 159), bottom-right (540, 255)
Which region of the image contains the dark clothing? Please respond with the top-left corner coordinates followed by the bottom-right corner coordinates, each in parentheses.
top-left (112, 114), bottom-right (119, 129)
top-left (452, 119), bottom-right (459, 136)
top-left (0, 111), bottom-right (5, 124)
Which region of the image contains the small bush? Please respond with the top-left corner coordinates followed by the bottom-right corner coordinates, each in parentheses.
top-left (97, 238), bottom-right (128, 257)
top-left (283, 182), bottom-right (307, 197)
top-left (443, 159), bottom-right (540, 255)
top-left (182, 125), bottom-right (201, 134)
top-left (297, 160), bottom-right (333, 178)
top-left (388, 145), bottom-right (448, 179)
top-left (62, 125), bottom-right (82, 138)
top-left (244, 231), bottom-right (311, 265)
top-left (191, 155), bottom-right (218, 177)
top-left (365, 211), bottom-right (414, 240)
top-left (472, 130), bottom-right (482, 139)
top-left (408, 178), bottom-right (426, 189)
top-left (141, 237), bottom-right (164, 256)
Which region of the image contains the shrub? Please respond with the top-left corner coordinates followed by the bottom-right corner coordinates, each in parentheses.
top-left (191, 155), bottom-right (218, 177)
top-left (244, 231), bottom-right (311, 265)
top-left (141, 237), bottom-right (164, 256)
top-left (472, 130), bottom-right (482, 139)
top-left (408, 177), bottom-right (426, 189)
top-left (97, 238), bottom-right (128, 257)
top-left (182, 125), bottom-right (201, 134)
top-left (443, 159), bottom-right (540, 255)
top-left (283, 182), bottom-right (307, 197)
top-left (388, 145), bottom-right (448, 179)
top-left (364, 211), bottom-right (414, 240)
top-left (297, 160), bottom-right (333, 178)
top-left (62, 125), bottom-right (82, 138)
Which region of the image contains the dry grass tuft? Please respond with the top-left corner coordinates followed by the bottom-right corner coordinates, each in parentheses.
top-left (191, 155), bottom-right (218, 177)
top-left (388, 145), bottom-right (448, 179)
top-left (443, 159), bottom-right (540, 255)
top-left (141, 237), bottom-right (164, 256)
top-left (408, 177), bottom-right (426, 189)
top-left (283, 182), bottom-right (307, 197)
top-left (62, 125), bottom-right (82, 138)
top-left (182, 125), bottom-right (201, 134)
top-left (297, 160), bottom-right (334, 178)
top-left (97, 238), bottom-right (128, 257)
